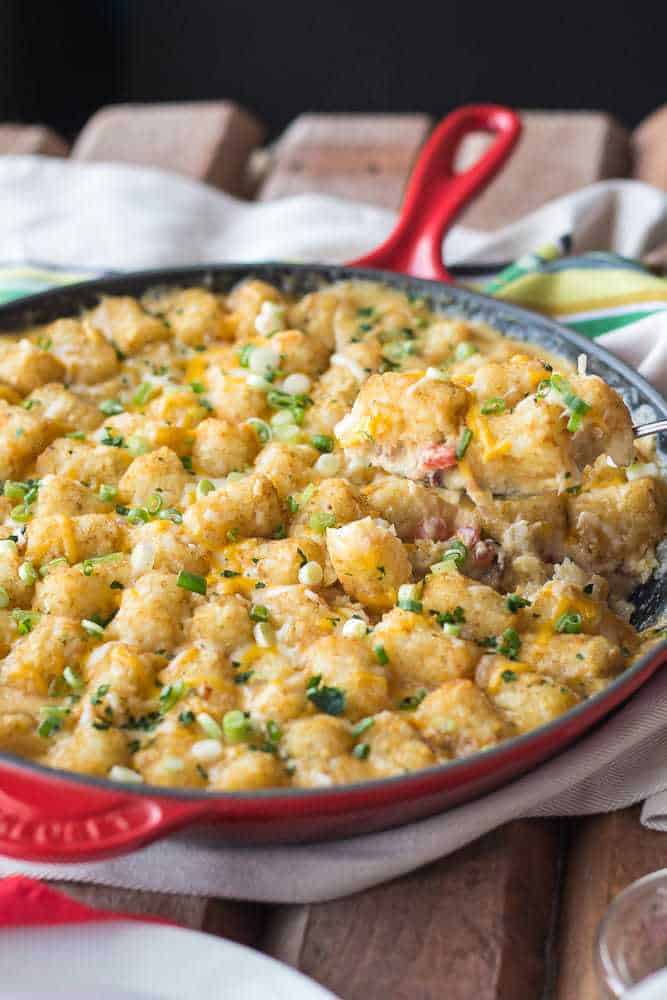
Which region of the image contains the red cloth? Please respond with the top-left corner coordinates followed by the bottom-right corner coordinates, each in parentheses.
top-left (0, 875), bottom-right (167, 928)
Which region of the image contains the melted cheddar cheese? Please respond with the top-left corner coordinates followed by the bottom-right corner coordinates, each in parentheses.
top-left (0, 278), bottom-right (662, 791)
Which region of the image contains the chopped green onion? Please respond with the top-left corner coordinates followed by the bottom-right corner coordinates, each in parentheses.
top-left (286, 494), bottom-right (299, 513)
top-left (234, 670), bottom-right (254, 685)
top-left (300, 483), bottom-right (315, 506)
top-left (238, 344), bottom-right (254, 368)
top-left (548, 375), bottom-right (592, 433)
top-left (159, 680), bottom-right (186, 713)
top-left (353, 742), bottom-right (370, 760)
top-left (245, 418), bottom-right (272, 443)
top-left (351, 717), bottom-right (375, 737)
top-left (436, 606), bottom-right (465, 625)
top-left (23, 482), bottom-right (39, 504)
top-left (374, 644), bottom-right (389, 665)
top-left (311, 434), bottom-right (334, 453)
top-left (223, 709), bottom-right (254, 743)
top-left (480, 397), bottom-right (506, 415)
top-left (306, 676), bottom-right (346, 716)
top-left (398, 690), bottom-right (427, 711)
top-left (18, 561), bottom-right (37, 585)
top-left (10, 503), bottom-right (31, 523)
top-left (190, 381), bottom-right (205, 394)
top-left (66, 431), bottom-right (86, 440)
top-left (177, 570), bottom-right (207, 595)
top-left (99, 398), bottom-right (124, 416)
top-left (63, 666), bottom-right (83, 689)
top-left (157, 508), bottom-right (183, 524)
top-left (433, 539), bottom-right (467, 573)
top-left (12, 609), bottom-right (40, 634)
top-left (506, 594), bottom-right (531, 613)
top-left (309, 511), bottom-right (336, 534)
top-left (398, 598), bottom-right (423, 613)
top-left (442, 622), bottom-right (462, 637)
top-left (127, 435), bottom-right (150, 456)
top-left (127, 506), bottom-right (150, 525)
top-left (39, 557), bottom-right (67, 577)
top-left (197, 712), bottom-right (222, 739)
top-left (501, 669), bottom-right (518, 682)
top-left (555, 612), bottom-right (583, 634)
top-left (99, 484), bottom-right (117, 503)
top-left (37, 705), bottom-right (69, 738)
top-left (253, 621), bottom-right (274, 647)
top-left (146, 492), bottom-right (163, 515)
top-left (498, 627), bottom-right (521, 660)
top-left (267, 388), bottom-right (311, 424)
top-left (197, 479), bottom-right (215, 497)
top-left (454, 341), bottom-right (478, 362)
top-left (265, 719), bottom-right (282, 750)
top-left (81, 619), bottom-right (105, 637)
top-left (132, 381), bottom-right (158, 406)
top-left (566, 411), bottom-right (584, 433)
top-left (456, 427), bottom-right (472, 460)
top-left (3, 481), bottom-right (26, 501)
top-left (249, 604), bottom-right (269, 623)
top-left (100, 428), bottom-right (125, 448)
top-left (81, 552), bottom-right (121, 576)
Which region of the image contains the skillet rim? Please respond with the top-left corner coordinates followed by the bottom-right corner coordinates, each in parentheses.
top-left (0, 259), bottom-right (664, 806)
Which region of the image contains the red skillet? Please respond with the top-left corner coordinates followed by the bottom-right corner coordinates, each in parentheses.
top-left (0, 104), bottom-right (664, 863)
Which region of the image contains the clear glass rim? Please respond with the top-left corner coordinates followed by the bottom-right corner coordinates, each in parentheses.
top-left (595, 867), bottom-right (667, 996)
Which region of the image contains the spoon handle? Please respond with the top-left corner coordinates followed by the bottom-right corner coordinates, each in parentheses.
top-left (633, 419), bottom-right (667, 438)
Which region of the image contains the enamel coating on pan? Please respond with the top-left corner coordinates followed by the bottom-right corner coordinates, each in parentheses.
top-left (0, 261), bottom-right (664, 861)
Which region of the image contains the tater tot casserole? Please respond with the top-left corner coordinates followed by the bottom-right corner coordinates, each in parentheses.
top-left (0, 277), bottom-right (664, 792)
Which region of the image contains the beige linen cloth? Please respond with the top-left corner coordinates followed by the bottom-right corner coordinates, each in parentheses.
top-left (0, 157), bottom-right (666, 901)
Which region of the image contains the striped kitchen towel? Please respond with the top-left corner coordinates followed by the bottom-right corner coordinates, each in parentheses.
top-left (483, 241), bottom-right (667, 338)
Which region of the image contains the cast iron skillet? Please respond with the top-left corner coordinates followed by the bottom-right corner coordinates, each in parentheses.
top-left (0, 106), bottom-right (665, 863)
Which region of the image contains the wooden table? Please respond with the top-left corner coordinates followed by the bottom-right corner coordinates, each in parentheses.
top-left (2, 101), bottom-right (667, 1000)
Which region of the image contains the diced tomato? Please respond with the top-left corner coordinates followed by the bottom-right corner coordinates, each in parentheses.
top-left (421, 443), bottom-right (457, 471)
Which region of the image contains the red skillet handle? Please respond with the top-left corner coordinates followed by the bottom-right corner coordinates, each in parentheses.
top-left (349, 104), bottom-right (521, 282)
top-left (0, 765), bottom-right (206, 862)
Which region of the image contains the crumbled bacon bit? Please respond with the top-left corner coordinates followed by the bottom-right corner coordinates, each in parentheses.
top-left (456, 525), bottom-right (480, 548)
top-left (415, 516), bottom-right (450, 541)
top-left (473, 539), bottom-right (500, 568)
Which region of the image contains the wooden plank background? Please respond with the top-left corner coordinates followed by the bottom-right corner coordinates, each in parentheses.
top-left (1, 101), bottom-right (667, 999)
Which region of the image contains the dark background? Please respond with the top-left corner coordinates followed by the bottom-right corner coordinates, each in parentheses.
top-left (1, 1), bottom-right (666, 140)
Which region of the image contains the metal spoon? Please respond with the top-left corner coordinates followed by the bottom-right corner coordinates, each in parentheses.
top-left (634, 419), bottom-right (667, 439)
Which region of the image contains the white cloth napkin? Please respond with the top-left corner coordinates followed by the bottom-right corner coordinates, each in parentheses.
top-left (0, 156), bottom-right (666, 901)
